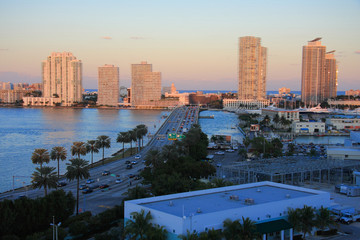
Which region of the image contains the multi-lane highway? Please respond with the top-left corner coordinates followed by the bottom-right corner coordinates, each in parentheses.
top-left (1, 106), bottom-right (199, 214)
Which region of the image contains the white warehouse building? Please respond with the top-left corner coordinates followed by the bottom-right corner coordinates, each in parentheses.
top-left (125, 181), bottom-right (330, 240)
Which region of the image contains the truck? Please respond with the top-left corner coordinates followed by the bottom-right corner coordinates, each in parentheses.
top-left (340, 211), bottom-right (360, 224)
top-left (329, 205), bottom-right (355, 221)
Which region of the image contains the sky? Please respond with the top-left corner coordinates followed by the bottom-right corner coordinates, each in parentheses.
top-left (0, 0), bottom-right (359, 91)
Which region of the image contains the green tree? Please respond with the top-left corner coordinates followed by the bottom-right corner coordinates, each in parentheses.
top-left (223, 218), bottom-right (241, 240)
top-left (273, 114), bottom-right (280, 128)
top-left (125, 209), bottom-right (153, 240)
top-left (71, 141), bottom-right (87, 159)
top-left (211, 178), bottom-right (233, 188)
top-left (31, 148), bottom-right (50, 169)
top-left (144, 149), bottom-right (162, 169)
top-left (136, 124), bottom-right (148, 147)
top-left (223, 217), bottom-right (260, 240)
top-left (288, 206), bottom-right (316, 239)
top-left (31, 166), bottom-right (58, 196)
top-left (238, 148), bottom-right (248, 160)
top-left (179, 230), bottom-right (199, 240)
top-left (96, 135), bottom-right (111, 165)
top-left (85, 140), bottom-right (100, 164)
top-left (125, 185), bottom-right (151, 200)
top-left (128, 130), bottom-right (137, 155)
top-left (117, 132), bottom-right (129, 158)
top-left (50, 146), bottom-right (67, 178)
top-left (315, 206), bottom-right (337, 231)
top-left (147, 225), bottom-right (167, 240)
top-left (65, 158), bottom-right (90, 215)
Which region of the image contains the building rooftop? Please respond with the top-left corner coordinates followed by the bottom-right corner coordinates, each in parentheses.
top-left (132, 182), bottom-right (319, 217)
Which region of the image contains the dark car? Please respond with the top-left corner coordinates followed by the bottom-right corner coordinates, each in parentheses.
top-left (57, 181), bottom-right (67, 187)
top-left (102, 171), bottom-right (110, 176)
top-left (86, 179), bottom-right (95, 184)
top-left (125, 160), bottom-right (131, 164)
top-left (126, 164), bottom-right (132, 169)
top-left (79, 184), bottom-right (87, 190)
top-left (82, 188), bottom-right (93, 194)
top-left (99, 184), bottom-right (109, 189)
top-left (134, 175), bottom-right (142, 180)
top-left (128, 174), bottom-right (135, 178)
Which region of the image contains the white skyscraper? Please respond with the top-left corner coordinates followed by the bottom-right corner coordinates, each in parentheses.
top-left (42, 52), bottom-right (82, 106)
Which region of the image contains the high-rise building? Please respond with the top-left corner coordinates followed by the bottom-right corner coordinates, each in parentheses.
top-left (97, 64), bottom-right (119, 106)
top-left (301, 38), bottom-right (337, 105)
top-left (131, 61), bottom-right (161, 107)
top-left (42, 52), bottom-right (82, 106)
top-left (325, 51), bottom-right (338, 99)
top-left (238, 36), bottom-right (267, 100)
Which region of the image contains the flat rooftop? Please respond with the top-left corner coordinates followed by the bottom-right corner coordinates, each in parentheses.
top-left (138, 183), bottom-right (316, 217)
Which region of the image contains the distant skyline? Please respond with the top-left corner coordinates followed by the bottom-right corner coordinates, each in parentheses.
top-left (0, 0), bottom-right (359, 90)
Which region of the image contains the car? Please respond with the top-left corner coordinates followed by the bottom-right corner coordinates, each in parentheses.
top-left (134, 175), bottom-right (142, 180)
top-left (82, 188), bottom-right (93, 194)
top-left (115, 179), bottom-right (123, 184)
top-left (135, 155), bottom-right (141, 159)
top-left (131, 160), bottom-right (138, 165)
top-left (57, 181), bottom-right (67, 187)
top-left (89, 184), bottom-right (100, 189)
top-left (125, 160), bottom-right (131, 164)
top-left (102, 170), bottom-right (110, 176)
top-left (126, 164), bottom-right (133, 169)
top-left (226, 149), bottom-right (235, 153)
top-left (79, 184), bottom-right (87, 190)
top-left (128, 174), bottom-right (135, 178)
top-left (233, 146), bottom-right (239, 150)
top-left (99, 184), bottom-right (109, 189)
top-left (216, 163), bottom-right (222, 167)
top-left (86, 179), bottom-right (95, 184)
top-left (215, 151), bottom-right (225, 155)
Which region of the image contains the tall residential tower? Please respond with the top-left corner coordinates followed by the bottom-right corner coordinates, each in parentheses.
top-left (97, 64), bottom-right (119, 106)
top-left (42, 52), bottom-right (82, 106)
top-left (131, 61), bottom-right (161, 107)
top-left (238, 36), bottom-right (267, 100)
top-left (301, 38), bottom-right (337, 105)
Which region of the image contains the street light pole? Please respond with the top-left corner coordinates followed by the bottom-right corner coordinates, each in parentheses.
top-left (50, 216), bottom-right (61, 240)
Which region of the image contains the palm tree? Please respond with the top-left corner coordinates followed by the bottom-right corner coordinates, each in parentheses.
top-left (96, 135), bottom-right (111, 164)
top-left (239, 216), bottom-right (260, 240)
top-left (145, 149), bottom-right (162, 168)
top-left (50, 146), bottom-right (67, 178)
top-left (128, 130), bottom-right (137, 155)
top-left (31, 148), bottom-right (50, 169)
top-left (206, 228), bottom-right (223, 240)
top-left (85, 140), bottom-right (99, 164)
top-left (147, 225), bottom-right (167, 240)
top-left (117, 132), bottom-right (128, 158)
top-left (288, 207), bottom-right (302, 235)
top-left (137, 124), bottom-right (148, 147)
top-left (273, 114), bottom-right (280, 128)
top-left (125, 209), bottom-right (153, 240)
top-left (65, 158), bottom-right (90, 215)
top-left (71, 141), bottom-right (87, 159)
top-left (179, 230), bottom-right (199, 240)
top-left (212, 178), bottom-right (232, 188)
top-left (223, 218), bottom-right (241, 240)
top-left (315, 206), bottom-right (337, 232)
top-left (301, 205), bottom-right (315, 239)
top-left (31, 166), bottom-right (58, 196)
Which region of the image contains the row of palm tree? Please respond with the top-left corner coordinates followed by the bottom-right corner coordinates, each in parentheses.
top-left (287, 205), bottom-right (337, 239)
top-left (116, 124), bottom-right (148, 157)
top-left (125, 209), bottom-right (260, 240)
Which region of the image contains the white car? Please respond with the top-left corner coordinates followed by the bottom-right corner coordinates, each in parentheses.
top-left (215, 151), bottom-right (225, 155)
top-left (115, 179), bottom-right (123, 184)
top-left (216, 163), bottom-right (222, 167)
top-left (226, 149), bottom-right (235, 153)
top-left (135, 155), bottom-right (141, 159)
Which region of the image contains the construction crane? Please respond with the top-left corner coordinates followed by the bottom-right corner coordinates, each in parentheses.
top-left (309, 37), bottom-right (322, 42)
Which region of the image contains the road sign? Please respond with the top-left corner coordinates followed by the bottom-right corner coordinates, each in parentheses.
top-left (168, 133), bottom-right (176, 140)
top-left (176, 134), bottom-right (186, 139)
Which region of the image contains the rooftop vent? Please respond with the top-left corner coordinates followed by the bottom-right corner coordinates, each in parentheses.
top-left (285, 194), bottom-right (291, 199)
top-left (169, 201), bottom-right (174, 206)
top-left (197, 208), bottom-right (202, 213)
top-left (230, 195), bottom-right (239, 201)
top-left (256, 188), bottom-right (261, 192)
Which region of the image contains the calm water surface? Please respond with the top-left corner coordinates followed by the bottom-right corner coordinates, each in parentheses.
top-left (0, 108), bottom-right (168, 192)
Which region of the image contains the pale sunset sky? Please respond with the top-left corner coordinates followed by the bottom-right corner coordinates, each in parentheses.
top-left (0, 0), bottom-right (359, 90)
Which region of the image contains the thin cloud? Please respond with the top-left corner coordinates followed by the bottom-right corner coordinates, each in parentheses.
top-left (355, 50), bottom-right (360, 55)
top-left (101, 36), bottom-right (112, 40)
top-left (130, 36), bottom-right (146, 40)
top-left (0, 48), bottom-right (9, 51)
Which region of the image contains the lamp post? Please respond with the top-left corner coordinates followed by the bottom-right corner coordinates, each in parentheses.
top-left (50, 216), bottom-right (61, 240)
